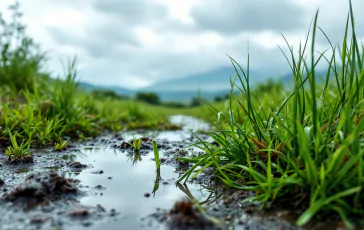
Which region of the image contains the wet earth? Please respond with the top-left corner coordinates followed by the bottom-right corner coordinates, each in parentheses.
top-left (0, 115), bottom-right (350, 230)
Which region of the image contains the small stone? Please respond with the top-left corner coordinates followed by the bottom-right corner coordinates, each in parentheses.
top-left (94, 185), bottom-right (106, 190)
top-left (68, 162), bottom-right (87, 169)
top-left (144, 193), bottom-right (150, 198)
top-left (96, 204), bottom-right (106, 212)
top-left (110, 209), bottom-right (117, 217)
top-left (91, 170), bottom-right (104, 174)
top-left (68, 209), bottom-right (89, 217)
top-left (107, 177), bottom-right (113, 180)
top-left (0, 178), bottom-right (4, 186)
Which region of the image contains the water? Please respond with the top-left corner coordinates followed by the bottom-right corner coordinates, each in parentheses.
top-left (65, 115), bottom-right (214, 230)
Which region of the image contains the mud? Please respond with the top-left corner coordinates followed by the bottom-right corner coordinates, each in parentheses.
top-left (0, 115), bottom-right (351, 230)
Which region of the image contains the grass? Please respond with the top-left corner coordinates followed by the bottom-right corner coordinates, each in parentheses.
top-left (5, 132), bottom-right (32, 161)
top-left (54, 138), bottom-right (68, 151)
top-left (152, 140), bottom-right (161, 171)
top-left (0, 2), bottom-right (175, 162)
top-left (177, 1), bottom-right (364, 228)
top-left (128, 137), bottom-right (142, 152)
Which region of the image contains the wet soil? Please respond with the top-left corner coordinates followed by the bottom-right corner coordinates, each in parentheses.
top-left (0, 115), bottom-right (350, 230)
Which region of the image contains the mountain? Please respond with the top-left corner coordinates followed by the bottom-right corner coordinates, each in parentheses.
top-left (278, 68), bottom-right (336, 88)
top-left (77, 66), bottom-right (273, 101)
top-left (136, 66), bottom-right (271, 101)
top-left (140, 67), bottom-right (269, 92)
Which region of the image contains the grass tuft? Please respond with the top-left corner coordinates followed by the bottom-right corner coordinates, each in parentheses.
top-left (178, 1), bottom-right (364, 228)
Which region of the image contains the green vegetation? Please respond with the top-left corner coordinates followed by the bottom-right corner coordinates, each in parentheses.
top-left (178, 2), bottom-right (364, 228)
top-left (128, 137), bottom-right (142, 152)
top-left (0, 2), bottom-right (173, 162)
top-left (136, 92), bottom-right (161, 105)
top-left (54, 138), bottom-right (68, 151)
top-left (152, 140), bottom-right (161, 171)
top-left (5, 132), bottom-right (32, 161)
top-left (91, 89), bottom-right (130, 100)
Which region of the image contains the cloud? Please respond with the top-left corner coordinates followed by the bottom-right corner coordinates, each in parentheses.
top-left (47, 21), bottom-right (140, 58)
top-left (190, 0), bottom-right (306, 34)
top-left (2, 0), bottom-right (363, 90)
top-left (93, 0), bottom-right (167, 25)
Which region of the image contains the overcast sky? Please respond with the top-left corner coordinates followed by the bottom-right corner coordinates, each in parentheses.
top-left (0, 0), bottom-right (363, 89)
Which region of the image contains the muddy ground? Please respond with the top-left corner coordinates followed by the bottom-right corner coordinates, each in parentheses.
top-left (0, 116), bottom-right (352, 230)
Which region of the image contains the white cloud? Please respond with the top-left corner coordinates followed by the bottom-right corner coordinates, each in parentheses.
top-left (0, 0), bottom-right (363, 89)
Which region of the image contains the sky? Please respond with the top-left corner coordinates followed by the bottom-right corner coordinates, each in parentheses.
top-left (0, 0), bottom-right (363, 89)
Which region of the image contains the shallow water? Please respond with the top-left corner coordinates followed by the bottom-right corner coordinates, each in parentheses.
top-left (66, 147), bottom-right (214, 230)
top-left (67, 115), bottom-right (213, 229)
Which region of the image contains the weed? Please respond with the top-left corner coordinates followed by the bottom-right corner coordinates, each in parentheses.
top-left (5, 132), bottom-right (32, 161)
top-left (54, 138), bottom-right (68, 151)
top-left (128, 136), bottom-right (142, 152)
top-left (152, 140), bottom-right (161, 171)
top-left (178, 1), bottom-right (364, 228)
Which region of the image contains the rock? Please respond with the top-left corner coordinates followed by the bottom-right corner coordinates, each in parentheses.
top-left (68, 161), bottom-right (87, 169)
top-left (91, 170), bottom-right (104, 174)
top-left (119, 141), bottom-right (130, 149)
top-left (68, 209), bottom-right (89, 217)
top-left (94, 185), bottom-right (106, 190)
top-left (144, 193), bottom-right (150, 198)
top-left (0, 178), bottom-right (4, 186)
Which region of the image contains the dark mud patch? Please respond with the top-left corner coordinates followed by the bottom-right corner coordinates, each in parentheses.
top-left (3, 170), bottom-right (78, 202)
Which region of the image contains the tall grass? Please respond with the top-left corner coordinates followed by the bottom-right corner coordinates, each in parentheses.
top-left (0, 2), bottom-right (172, 155)
top-left (178, 1), bottom-right (364, 228)
top-left (0, 2), bottom-right (45, 93)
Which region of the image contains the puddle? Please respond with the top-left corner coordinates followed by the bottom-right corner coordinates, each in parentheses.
top-left (66, 147), bottom-right (215, 230)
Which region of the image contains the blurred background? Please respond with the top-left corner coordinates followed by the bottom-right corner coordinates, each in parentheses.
top-left (0, 0), bottom-right (363, 104)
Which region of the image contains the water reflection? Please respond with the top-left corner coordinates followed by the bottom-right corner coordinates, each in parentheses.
top-left (126, 152), bottom-right (143, 165)
top-left (64, 147), bottom-right (218, 230)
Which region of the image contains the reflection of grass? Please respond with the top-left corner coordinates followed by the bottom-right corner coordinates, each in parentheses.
top-left (126, 152), bottom-right (142, 165)
top-left (178, 1), bottom-right (364, 228)
top-left (151, 170), bottom-right (162, 197)
top-left (176, 182), bottom-right (222, 206)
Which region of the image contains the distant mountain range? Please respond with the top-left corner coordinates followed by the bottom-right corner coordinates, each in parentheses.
top-left (78, 66), bottom-right (331, 102)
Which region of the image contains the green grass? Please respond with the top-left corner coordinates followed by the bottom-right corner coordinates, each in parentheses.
top-left (0, 2), bottom-right (175, 162)
top-left (54, 138), bottom-right (68, 151)
top-left (128, 136), bottom-right (142, 152)
top-left (5, 132), bottom-right (32, 161)
top-left (178, 1), bottom-right (364, 228)
top-left (152, 140), bottom-right (161, 171)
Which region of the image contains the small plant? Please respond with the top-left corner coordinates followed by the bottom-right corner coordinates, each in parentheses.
top-left (152, 140), bottom-right (161, 171)
top-left (128, 136), bottom-right (142, 151)
top-left (5, 132), bottom-right (32, 161)
top-left (54, 138), bottom-right (68, 151)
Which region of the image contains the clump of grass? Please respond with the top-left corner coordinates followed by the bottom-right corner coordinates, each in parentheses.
top-left (5, 132), bottom-right (32, 161)
top-left (178, 1), bottom-right (364, 228)
top-left (128, 136), bottom-right (142, 152)
top-left (54, 138), bottom-right (68, 151)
